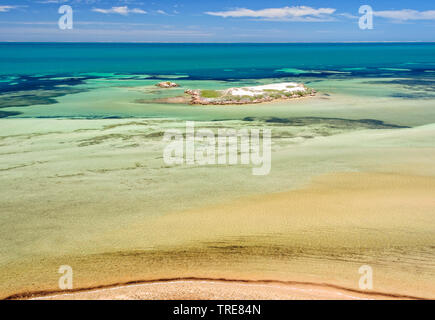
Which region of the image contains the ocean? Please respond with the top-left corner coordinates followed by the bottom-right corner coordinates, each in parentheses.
top-left (1, 43), bottom-right (435, 77)
top-left (0, 43), bottom-right (434, 299)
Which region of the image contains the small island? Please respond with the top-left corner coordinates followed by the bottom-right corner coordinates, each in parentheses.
top-left (185, 82), bottom-right (316, 105)
top-left (148, 82), bottom-right (316, 105)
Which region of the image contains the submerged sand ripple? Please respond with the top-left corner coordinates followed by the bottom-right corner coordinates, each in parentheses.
top-left (0, 118), bottom-right (434, 299)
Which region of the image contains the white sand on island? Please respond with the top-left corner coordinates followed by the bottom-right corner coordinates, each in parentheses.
top-left (223, 82), bottom-right (307, 96)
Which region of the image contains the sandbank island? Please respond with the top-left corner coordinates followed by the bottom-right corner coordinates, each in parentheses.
top-left (185, 82), bottom-right (316, 105)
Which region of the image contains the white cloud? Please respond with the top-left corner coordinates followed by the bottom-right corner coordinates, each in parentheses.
top-left (205, 6), bottom-right (336, 22)
top-left (338, 13), bottom-right (358, 20)
top-left (374, 9), bottom-right (435, 21)
top-left (92, 6), bottom-right (147, 15)
top-left (0, 5), bottom-right (18, 12)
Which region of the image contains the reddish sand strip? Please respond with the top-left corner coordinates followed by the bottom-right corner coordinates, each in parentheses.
top-left (8, 278), bottom-right (423, 300)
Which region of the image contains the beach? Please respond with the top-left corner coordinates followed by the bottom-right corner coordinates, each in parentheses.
top-left (28, 279), bottom-right (412, 300)
top-left (1, 117), bottom-right (434, 300)
top-left (0, 43), bottom-right (434, 300)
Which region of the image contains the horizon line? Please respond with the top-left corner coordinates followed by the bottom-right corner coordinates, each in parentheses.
top-left (1, 41), bottom-right (435, 44)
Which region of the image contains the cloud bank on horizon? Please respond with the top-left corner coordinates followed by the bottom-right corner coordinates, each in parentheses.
top-left (0, 1), bottom-right (434, 42)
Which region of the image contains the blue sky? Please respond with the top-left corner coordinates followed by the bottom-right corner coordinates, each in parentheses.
top-left (0, 0), bottom-right (434, 42)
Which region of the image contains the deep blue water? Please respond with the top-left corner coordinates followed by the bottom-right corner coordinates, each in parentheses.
top-left (1, 43), bottom-right (435, 79)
